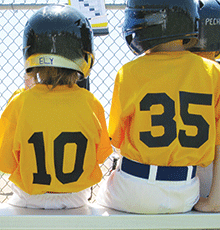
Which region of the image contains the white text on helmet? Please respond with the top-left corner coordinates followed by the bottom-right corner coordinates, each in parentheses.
top-left (205, 18), bottom-right (220, 26)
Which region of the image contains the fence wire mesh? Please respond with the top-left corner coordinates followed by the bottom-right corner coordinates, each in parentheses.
top-left (0, 0), bottom-right (136, 203)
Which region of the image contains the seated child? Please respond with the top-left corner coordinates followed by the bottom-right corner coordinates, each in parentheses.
top-left (96, 0), bottom-right (220, 214)
top-left (0, 4), bottom-right (112, 209)
top-left (189, 0), bottom-right (220, 199)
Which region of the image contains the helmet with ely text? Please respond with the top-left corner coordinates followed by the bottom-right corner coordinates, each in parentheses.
top-left (123, 0), bottom-right (200, 55)
top-left (23, 4), bottom-right (94, 78)
top-left (189, 0), bottom-right (220, 54)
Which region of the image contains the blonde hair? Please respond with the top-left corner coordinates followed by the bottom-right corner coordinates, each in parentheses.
top-left (27, 67), bottom-right (79, 89)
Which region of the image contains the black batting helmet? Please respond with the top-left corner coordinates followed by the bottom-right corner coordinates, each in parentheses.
top-left (190, 0), bottom-right (220, 53)
top-left (23, 4), bottom-right (94, 78)
top-left (123, 0), bottom-right (200, 55)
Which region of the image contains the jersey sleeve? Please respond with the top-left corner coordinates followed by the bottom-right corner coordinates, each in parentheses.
top-left (95, 100), bottom-right (113, 164)
top-left (0, 99), bottom-right (21, 174)
top-left (108, 72), bottom-right (125, 148)
top-left (215, 65), bottom-right (220, 145)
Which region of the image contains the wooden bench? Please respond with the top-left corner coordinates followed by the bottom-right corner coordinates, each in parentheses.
top-left (0, 203), bottom-right (220, 230)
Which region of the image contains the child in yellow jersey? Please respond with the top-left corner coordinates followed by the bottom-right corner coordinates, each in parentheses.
top-left (0, 5), bottom-right (112, 209)
top-left (186, 0), bottom-right (220, 212)
top-left (96, 0), bottom-right (220, 214)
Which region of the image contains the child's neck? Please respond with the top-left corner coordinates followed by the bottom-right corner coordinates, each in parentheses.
top-left (150, 40), bottom-right (185, 53)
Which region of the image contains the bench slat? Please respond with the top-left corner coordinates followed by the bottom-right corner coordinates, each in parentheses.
top-left (0, 203), bottom-right (220, 230)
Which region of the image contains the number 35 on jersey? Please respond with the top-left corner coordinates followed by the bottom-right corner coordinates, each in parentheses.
top-left (139, 91), bottom-right (212, 148)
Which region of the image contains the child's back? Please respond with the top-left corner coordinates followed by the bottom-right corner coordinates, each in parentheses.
top-left (0, 5), bottom-right (112, 209)
top-left (109, 51), bottom-right (218, 165)
top-left (96, 0), bottom-right (220, 214)
top-left (4, 83), bottom-right (110, 194)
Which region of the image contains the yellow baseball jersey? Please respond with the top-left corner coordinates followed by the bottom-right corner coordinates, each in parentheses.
top-left (109, 51), bottom-right (220, 167)
top-left (0, 84), bottom-right (112, 195)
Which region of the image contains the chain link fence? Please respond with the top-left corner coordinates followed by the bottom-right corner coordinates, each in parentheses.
top-left (0, 0), bottom-right (136, 203)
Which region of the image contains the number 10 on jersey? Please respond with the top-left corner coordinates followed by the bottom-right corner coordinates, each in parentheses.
top-left (28, 132), bottom-right (87, 185)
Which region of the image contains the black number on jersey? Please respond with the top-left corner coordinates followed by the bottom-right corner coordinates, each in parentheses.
top-left (140, 91), bottom-right (212, 148)
top-left (28, 132), bottom-right (88, 185)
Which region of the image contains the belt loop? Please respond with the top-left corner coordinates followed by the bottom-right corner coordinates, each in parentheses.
top-left (120, 157), bottom-right (123, 171)
top-left (148, 165), bottom-right (158, 182)
top-left (187, 166), bottom-right (193, 181)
